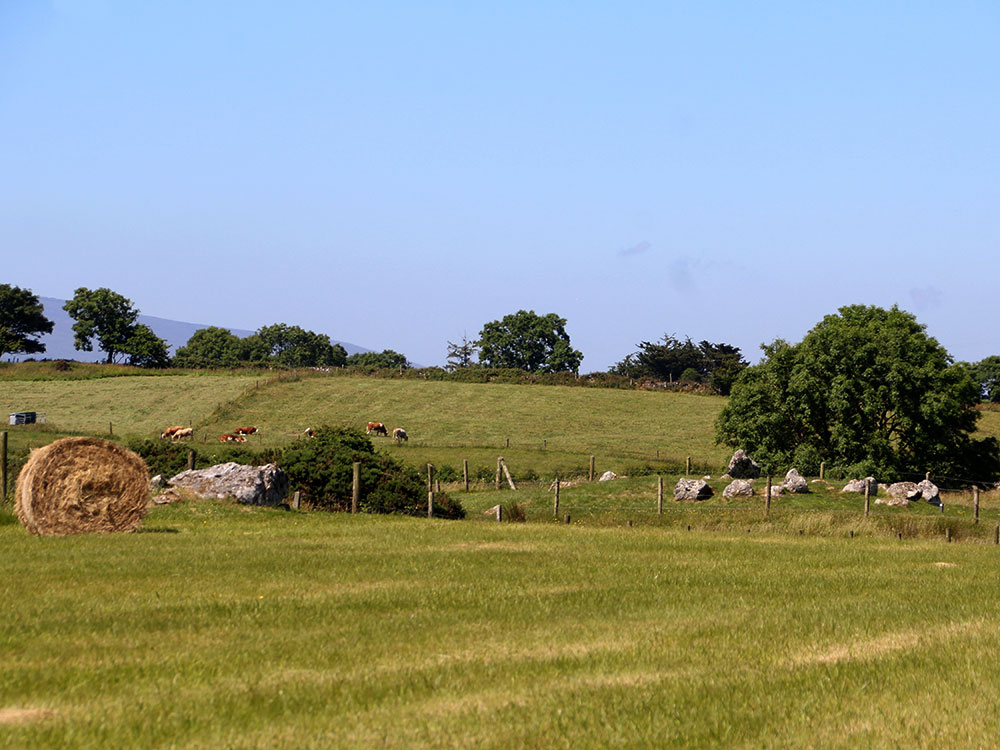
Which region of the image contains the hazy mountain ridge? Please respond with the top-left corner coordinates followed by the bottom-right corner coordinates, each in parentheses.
top-left (5, 297), bottom-right (371, 363)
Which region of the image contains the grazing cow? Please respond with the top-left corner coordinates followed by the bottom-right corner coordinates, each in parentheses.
top-left (219, 433), bottom-right (247, 443)
top-left (161, 425), bottom-right (185, 440)
top-left (233, 426), bottom-right (258, 436)
top-left (366, 422), bottom-right (388, 436)
top-left (392, 427), bottom-right (408, 443)
top-left (171, 427), bottom-right (193, 440)
top-left (304, 427), bottom-right (316, 438)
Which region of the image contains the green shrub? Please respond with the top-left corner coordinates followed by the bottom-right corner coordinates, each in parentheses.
top-left (127, 439), bottom-right (192, 478)
top-left (276, 426), bottom-right (464, 519)
top-left (435, 464), bottom-right (459, 482)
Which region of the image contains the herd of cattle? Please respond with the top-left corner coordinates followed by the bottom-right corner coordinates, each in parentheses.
top-left (159, 422), bottom-right (409, 444)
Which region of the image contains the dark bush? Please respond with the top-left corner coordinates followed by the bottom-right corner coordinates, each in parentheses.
top-left (276, 426), bottom-right (464, 518)
top-left (435, 464), bottom-right (459, 482)
top-left (127, 438), bottom-right (192, 478)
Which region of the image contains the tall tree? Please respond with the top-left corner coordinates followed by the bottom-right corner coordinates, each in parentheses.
top-left (477, 310), bottom-right (583, 373)
top-left (124, 323), bottom-right (171, 368)
top-left (716, 304), bottom-right (1000, 481)
top-left (241, 324), bottom-right (347, 368)
top-left (612, 335), bottom-right (747, 394)
top-left (63, 287), bottom-right (140, 364)
top-left (969, 356), bottom-right (1000, 402)
top-left (173, 326), bottom-right (243, 368)
top-left (445, 334), bottom-right (478, 371)
top-left (0, 284), bottom-right (54, 360)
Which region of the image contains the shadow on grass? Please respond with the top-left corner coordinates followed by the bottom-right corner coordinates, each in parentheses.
top-left (136, 527), bottom-right (180, 534)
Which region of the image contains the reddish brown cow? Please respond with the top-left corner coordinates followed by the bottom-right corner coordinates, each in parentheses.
top-left (233, 426), bottom-right (258, 436)
top-left (366, 422), bottom-right (388, 436)
top-left (219, 433), bottom-right (247, 443)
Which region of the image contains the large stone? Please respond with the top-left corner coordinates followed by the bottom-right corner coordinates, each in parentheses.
top-left (723, 479), bottom-right (754, 498)
top-left (167, 462), bottom-right (289, 506)
top-left (674, 478), bottom-right (714, 501)
top-left (726, 450), bottom-right (761, 479)
top-left (781, 468), bottom-right (809, 494)
top-left (842, 477), bottom-right (877, 494)
top-left (598, 471), bottom-right (618, 482)
top-left (880, 481), bottom-right (921, 507)
top-left (916, 479), bottom-right (941, 506)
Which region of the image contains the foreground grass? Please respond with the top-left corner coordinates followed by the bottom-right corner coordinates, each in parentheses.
top-left (4, 501), bottom-right (1000, 748)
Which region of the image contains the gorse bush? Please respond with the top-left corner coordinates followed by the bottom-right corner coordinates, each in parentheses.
top-left (277, 426), bottom-right (464, 518)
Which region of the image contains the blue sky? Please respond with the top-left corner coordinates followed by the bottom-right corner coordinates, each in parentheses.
top-left (2, 1), bottom-right (997, 369)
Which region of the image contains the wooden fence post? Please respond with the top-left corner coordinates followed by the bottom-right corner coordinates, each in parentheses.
top-left (427, 464), bottom-right (434, 518)
top-left (187, 450), bottom-right (195, 471)
top-left (109, 421), bottom-right (113, 436)
top-left (553, 478), bottom-right (560, 518)
top-left (589, 455), bottom-right (595, 482)
top-left (657, 476), bottom-right (663, 515)
top-left (463, 459), bottom-right (469, 492)
top-left (1, 431), bottom-right (7, 503)
top-left (495, 458), bottom-right (502, 490)
top-left (505, 437), bottom-right (509, 449)
top-left (974, 485), bottom-right (980, 525)
top-left (496, 504), bottom-right (502, 522)
top-left (765, 476), bottom-right (772, 517)
top-left (292, 491), bottom-right (300, 510)
top-left (1, 430), bottom-right (7, 503)
top-left (500, 458), bottom-right (517, 490)
top-left (819, 461), bottom-right (825, 480)
top-left (864, 481), bottom-right (871, 518)
top-left (352, 462), bottom-right (360, 513)
top-left (686, 456), bottom-right (691, 475)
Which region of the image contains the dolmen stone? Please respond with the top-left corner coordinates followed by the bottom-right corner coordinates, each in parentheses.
top-left (781, 468), bottom-right (809, 494)
top-left (674, 478), bottom-right (714, 501)
top-left (842, 477), bottom-right (877, 495)
top-left (879, 481), bottom-right (922, 507)
top-left (723, 479), bottom-right (754, 498)
top-left (599, 471), bottom-right (618, 482)
top-left (726, 449), bottom-right (761, 479)
top-left (916, 479), bottom-right (941, 506)
top-left (167, 462), bottom-right (289, 506)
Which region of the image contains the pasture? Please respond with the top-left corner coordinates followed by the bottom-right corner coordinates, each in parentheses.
top-left (4, 501), bottom-right (1000, 748)
top-left (4, 368), bottom-right (1000, 746)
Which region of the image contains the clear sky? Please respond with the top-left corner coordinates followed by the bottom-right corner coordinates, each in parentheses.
top-left (2, 1), bottom-right (997, 370)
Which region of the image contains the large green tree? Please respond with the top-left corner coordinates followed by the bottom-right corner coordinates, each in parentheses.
top-left (716, 304), bottom-right (1000, 481)
top-left (241, 324), bottom-right (347, 368)
top-left (63, 287), bottom-right (168, 366)
top-left (0, 284), bottom-right (54, 359)
top-left (969, 356), bottom-right (1000, 403)
top-left (173, 326), bottom-right (244, 368)
top-left (613, 335), bottom-right (748, 394)
top-left (477, 310), bottom-right (583, 373)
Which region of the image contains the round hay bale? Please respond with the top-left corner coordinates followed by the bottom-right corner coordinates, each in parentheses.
top-left (16, 437), bottom-right (150, 536)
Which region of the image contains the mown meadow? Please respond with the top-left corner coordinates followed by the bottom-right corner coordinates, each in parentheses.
top-left (4, 503), bottom-right (1000, 748)
top-left (4, 365), bottom-right (1000, 746)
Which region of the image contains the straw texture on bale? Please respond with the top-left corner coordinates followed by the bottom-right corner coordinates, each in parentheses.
top-left (16, 437), bottom-right (150, 536)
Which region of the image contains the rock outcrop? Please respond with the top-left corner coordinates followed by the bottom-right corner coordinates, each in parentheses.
top-left (167, 462), bottom-right (288, 506)
top-left (674, 478), bottom-right (714, 501)
top-left (723, 479), bottom-right (754, 498)
top-left (781, 468), bottom-right (809, 494)
top-left (842, 477), bottom-right (877, 494)
top-left (726, 450), bottom-right (761, 479)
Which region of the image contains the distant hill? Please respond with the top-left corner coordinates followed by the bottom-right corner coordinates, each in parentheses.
top-left (5, 297), bottom-right (371, 363)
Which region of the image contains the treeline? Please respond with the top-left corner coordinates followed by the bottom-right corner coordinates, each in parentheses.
top-left (4, 284), bottom-right (1000, 402)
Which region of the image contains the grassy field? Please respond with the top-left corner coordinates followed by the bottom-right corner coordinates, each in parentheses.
top-left (4, 368), bottom-right (1000, 746)
top-left (4, 501), bottom-right (1000, 748)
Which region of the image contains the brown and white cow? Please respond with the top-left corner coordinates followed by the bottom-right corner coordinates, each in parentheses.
top-left (219, 433), bottom-right (247, 443)
top-left (366, 422), bottom-right (388, 436)
top-left (233, 426), bottom-right (258, 436)
top-left (160, 425), bottom-right (185, 439)
top-left (171, 427), bottom-right (194, 440)
top-left (304, 427), bottom-right (316, 438)
top-left (392, 427), bottom-right (408, 443)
